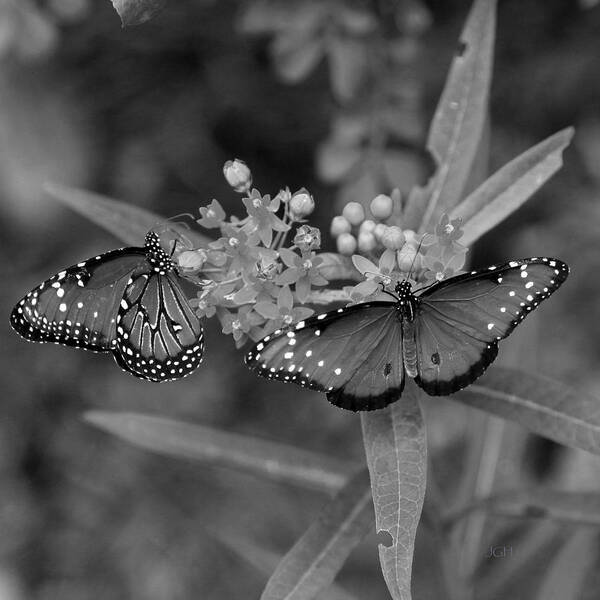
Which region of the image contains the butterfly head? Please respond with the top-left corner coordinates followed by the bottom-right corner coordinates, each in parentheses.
top-left (394, 279), bottom-right (417, 321)
top-left (145, 231), bottom-right (175, 274)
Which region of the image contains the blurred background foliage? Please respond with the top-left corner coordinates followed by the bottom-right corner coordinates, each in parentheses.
top-left (2, 0), bottom-right (600, 598)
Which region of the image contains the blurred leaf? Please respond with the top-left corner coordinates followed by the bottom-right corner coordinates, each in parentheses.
top-left (452, 127), bottom-right (574, 246)
top-left (404, 0), bottom-right (496, 232)
top-left (316, 142), bottom-right (363, 183)
top-left (316, 253), bottom-right (361, 282)
top-left (260, 469), bottom-right (372, 600)
top-left (84, 411), bottom-right (355, 493)
top-left (327, 37), bottom-right (369, 102)
top-left (44, 182), bottom-right (210, 247)
top-left (239, 1), bottom-right (324, 35)
top-left (455, 367), bottom-right (600, 456)
top-left (579, 539), bottom-right (600, 600)
top-left (534, 531), bottom-right (598, 600)
top-left (109, 0), bottom-right (166, 26)
top-left (210, 529), bottom-right (358, 600)
top-left (447, 489), bottom-right (600, 528)
top-left (272, 34), bottom-right (324, 84)
top-left (360, 383), bottom-right (427, 600)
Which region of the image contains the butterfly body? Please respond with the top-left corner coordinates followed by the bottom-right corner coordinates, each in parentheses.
top-left (11, 231), bottom-right (204, 382)
top-left (245, 257), bottom-right (569, 411)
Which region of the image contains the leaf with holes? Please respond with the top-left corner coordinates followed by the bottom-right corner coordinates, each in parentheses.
top-left (360, 383), bottom-right (427, 600)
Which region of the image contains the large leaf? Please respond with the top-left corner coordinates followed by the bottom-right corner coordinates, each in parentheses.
top-left (45, 182), bottom-right (210, 247)
top-left (454, 368), bottom-right (600, 456)
top-left (110, 0), bottom-right (167, 26)
top-left (447, 488), bottom-right (600, 529)
top-left (84, 411), bottom-right (355, 493)
top-left (260, 469), bottom-right (373, 600)
top-left (404, 0), bottom-right (496, 232)
top-left (452, 127), bottom-right (574, 246)
top-left (360, 383), bottom-right (427, 600)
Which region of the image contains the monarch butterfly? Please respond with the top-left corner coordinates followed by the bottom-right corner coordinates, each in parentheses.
top-left (10, 231), bottom-right (204, 382)
top-left (245, 257), bottom-right (569, 411)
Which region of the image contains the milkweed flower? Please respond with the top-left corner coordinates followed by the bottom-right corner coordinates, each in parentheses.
top-left (223, 158), bottom-right (252, 193)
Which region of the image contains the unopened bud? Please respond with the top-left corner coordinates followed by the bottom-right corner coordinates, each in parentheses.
top-left (178, 249), bottom-right (207, 272)
top-left (373, 223), bottom-right (387, 241)
top-left (359, 219), bottom-right (376, 234)
top-left (289, 188), bottom-right (315, 219)
top-left (358, 231), bottom-right (377, 252)
top-left (370, 194), bottom-right (393, 219)
top-left (342, 201), bottom-right (365, 226)
top-left (381, 226), bottom-right (405, 250)
top-left (223, 159), bottom-right (252, 193)
top-left (330, 215), bottom-right (351, 238)
top-left (397, 246), bottom-right (421, 272)
top-left (336, 232), bottom-right (357, 255)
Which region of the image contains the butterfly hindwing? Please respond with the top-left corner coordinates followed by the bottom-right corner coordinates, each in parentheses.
top-left (10, 249), bottom-right (147, 352)
top-left (245, 302), bottom-right (404, 411)
top-left (114, 271), bottom-right (204, 382)
top-left (413, 257), bottom-right (569, 395)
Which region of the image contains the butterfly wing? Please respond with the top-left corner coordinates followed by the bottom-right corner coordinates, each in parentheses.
top-left (114, 271), bottom-right (204, 382)
top-left (245, 302), bottom-right (404, 411)
top-left (412, 258), bottom-right (569, 395)
top-left (10, 248), bottom-right (147, 352)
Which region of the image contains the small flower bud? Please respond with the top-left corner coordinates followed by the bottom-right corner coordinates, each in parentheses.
top-left (223, 159), bottom-right (252, 193)
top-left (381, 225), bottom-right (405, 250)
top-left (342, 201), bottom-right (365, 226)
top-left (330, 215), bottom-right (351, 238)
top-left (289, 188), bottom-right (315, 219)
top-left (336, 232), bottom-right (357, 255)
top-left (358, 231), bottom-right (377, 253)
top-left (359, 219), bottom-right (376, 234)
top-left (373, 223), bottom-right (387, 241)
top-left (178, 249), bottom-right (207, 272)
top-left (397, 246), bottom-right (421, 272)
top-left (403, 229), bottom-right (419, 247)
top-left (370, 194), bottom-right (393, 219)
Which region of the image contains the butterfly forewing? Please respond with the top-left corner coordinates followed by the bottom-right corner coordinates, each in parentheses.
top-left (245, 303), bottom-right (404, 411)
top-left (10, 249), bottom-right (147, 352)
top-left (413, 258), bottom-right (569, 395)
top-left (115, 272), bottom-right (204, 382)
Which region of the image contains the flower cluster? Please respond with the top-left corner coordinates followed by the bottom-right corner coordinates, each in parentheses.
top-left (182, 160), bottom-right (323, 346)
top-left (328, 191), bottom-right (468, 301)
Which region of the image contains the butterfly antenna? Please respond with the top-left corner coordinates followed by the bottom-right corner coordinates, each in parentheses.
top-left (406, 234), bottom-right (427, 282)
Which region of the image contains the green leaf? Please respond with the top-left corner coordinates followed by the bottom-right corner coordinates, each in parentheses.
top-left (404, 0), bottom-right (496, 232)
top-left (84, 411), bottom-right (355, 493)
top-left (447, 488), bottom-right (600, 529)
top-left (452, 127), bottom-right (574, 246)
top-left (109, 0), bottom-right (167, 26)
top-left (360, 383), bottom-right (427, 600)
top-left (44, 182), bottom-right (210, 247)
top-left (454, 367), bottom-right (600, 455)
top-left (260, 469), bottom-right (373, 600)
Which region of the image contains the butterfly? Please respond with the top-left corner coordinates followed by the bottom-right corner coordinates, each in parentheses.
top-left (10, 230), bottom-right (204, 382)
top-left (245, 257), bottom-right (569, 411)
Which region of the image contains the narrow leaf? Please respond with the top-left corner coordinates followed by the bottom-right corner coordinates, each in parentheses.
top-left (84, 411), bottom-right (355, 493)
top-left (209, 529), bottom-right (358, 600)
top-left (447, 489), bottom-right (600, 529)
top-left (534, 531), bottom-right (598, 600)
top-left (455, 367), bottom-right (600, 456)
top-left (360, 383), bottom-right (427, 600)
top-left (44, 182), bottom-right (210, 247)
top-left (452, 127), bottom-right (574, 246)
top-left (110, 0), bottom-right (167, 26)
top-left (260, 469), bottom-right (373, 600)
top-left (404, 0), bottom-right (496, 232)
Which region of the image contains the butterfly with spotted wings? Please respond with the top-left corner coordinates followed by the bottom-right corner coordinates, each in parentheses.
top-left (10, 231), bottom-right (204, 382)
top-left (245, 257), bottom-right (569, 412)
